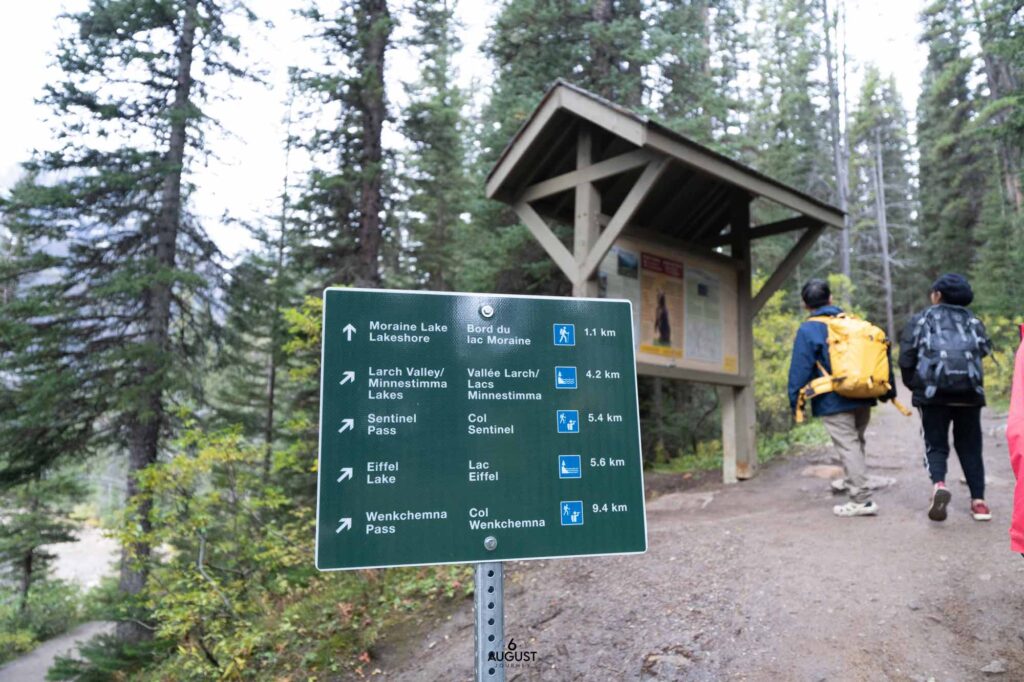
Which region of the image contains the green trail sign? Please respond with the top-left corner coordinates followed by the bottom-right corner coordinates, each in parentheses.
top-left (315, 288), bottom-right (647, 570)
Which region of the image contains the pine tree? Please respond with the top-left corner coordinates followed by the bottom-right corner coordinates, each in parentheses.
top-left (848, 67), bottom-right (921, 330)
top-left (971, 184), bottom-right (1024, 315)
top-left (969, 0), bottom-right (1023, 212)
top-left (0, 471), bottom-right (84, 616)
top-left (917, 0), bottom-right (989, 278)
top-left (0, 0), bottom-right (255, 644)
top-left (651, 0), bottom-right (748, 152)
top-left (292, 0), bottom-right (395, 288)
top-left (746, 0), bottom-right (831, 197)
top-left (744, 0), bottom-right (835, 292)
top-left (211, 229), bottom-right (300, 473)
top-left (822, 0), bottom-right (852, 280)
top-left (466, 0), bottom-right (656, 295)
top-left (209, 94), bottom-right (302, 473)
top-left (0, 190), bottom-right (24, 306)
top-left (400, 0), bottom-right (471, 291)
top-left (479, 0), bottom-right (649, 162)
top-left (585, 0), bottom-right (648, 106)
top-left (965, 0), bottom-right (1024, 315)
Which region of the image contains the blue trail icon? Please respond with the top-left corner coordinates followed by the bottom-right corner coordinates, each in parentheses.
top-left (558, 455), bottom-right (581, 479)
top-left (560, 501), bottom-right (584, 526)
top-left (555, 366), bottom-right (577, 389)
top-left (556, 410), bottom-right (579, 433)
top-left (553, 323), bottom-right (575, 346)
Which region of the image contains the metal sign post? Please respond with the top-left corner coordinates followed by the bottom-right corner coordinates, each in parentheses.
top-left (474, 561), bottom-right (504, 682)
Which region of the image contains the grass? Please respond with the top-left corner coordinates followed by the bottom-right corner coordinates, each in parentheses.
top-left (135, 564), bottom-right (474, 680)
top-left (647, 421), bottom-right (829, 475)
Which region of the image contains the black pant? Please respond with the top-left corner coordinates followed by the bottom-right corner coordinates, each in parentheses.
top-left (919, 405), bottom-right (985, 499)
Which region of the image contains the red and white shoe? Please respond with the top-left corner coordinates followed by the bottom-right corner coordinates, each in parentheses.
top-left (971, 500), bottom-right (992, 521)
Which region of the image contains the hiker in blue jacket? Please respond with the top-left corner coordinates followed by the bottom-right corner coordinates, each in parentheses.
top-left (787, 279), bottom-right (896, 517)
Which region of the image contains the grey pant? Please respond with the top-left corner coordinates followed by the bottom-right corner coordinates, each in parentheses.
top-left (820, 407), bottom-right (872, 503)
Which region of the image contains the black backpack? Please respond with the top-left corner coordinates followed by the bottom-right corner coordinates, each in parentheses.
top-left (911, 305), bottom-right (990, 398)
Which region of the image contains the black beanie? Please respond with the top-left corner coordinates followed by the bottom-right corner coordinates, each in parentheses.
top-left (931, 273), bottom-right (974, 306)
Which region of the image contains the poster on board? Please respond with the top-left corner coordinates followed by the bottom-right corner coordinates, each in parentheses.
top-left (599, 235), bottom-right (740, 377)
top-left (683, 268), bottom-right (723, 365)
top-left (638, 253), bottom-right (684, 358)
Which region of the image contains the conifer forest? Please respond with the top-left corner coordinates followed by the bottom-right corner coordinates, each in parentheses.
top-left (0, 0), bottom-right (1022, 679)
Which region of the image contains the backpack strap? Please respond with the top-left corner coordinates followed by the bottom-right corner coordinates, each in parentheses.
top-left (794, 318), bottom-right (837, 423)
top-left (890, 398), bottom-right (912, 416)
top-left (795, 362), bottom-right (836, 423)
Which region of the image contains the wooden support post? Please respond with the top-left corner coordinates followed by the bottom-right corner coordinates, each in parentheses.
top-left (718, 386), bottom-right (739, 484)
top-left (573, 126), bottom-right (601, 298)
top-left (720, 195), bottom-right (757, 482)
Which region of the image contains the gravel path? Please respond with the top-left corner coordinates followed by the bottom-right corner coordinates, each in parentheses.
top-left (49, 526), bottom-right (119, 589)
top-left (367, 408), bottom-right (1024, 681)
top-left (0, 528), bottom-right (118, 680)
top-left (0, 621), bottom-right (114, 681)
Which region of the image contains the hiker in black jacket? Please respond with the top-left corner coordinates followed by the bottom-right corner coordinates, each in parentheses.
top-left (898, 274), bottom-right (993, 522)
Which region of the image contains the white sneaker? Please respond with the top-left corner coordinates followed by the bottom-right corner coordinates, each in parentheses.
top-left (831, 478), bottom-right (848, 494)
top-left (833, 500), bottom-right (878, 517)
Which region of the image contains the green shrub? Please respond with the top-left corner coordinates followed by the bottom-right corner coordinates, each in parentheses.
top-left (0, 579), bottom-right (84, 665)
top-left (981, 314), bottom-right (1020, 409)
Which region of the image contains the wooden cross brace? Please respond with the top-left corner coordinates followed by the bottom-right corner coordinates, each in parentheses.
top-left (511, 128), bottom-right (671, 296)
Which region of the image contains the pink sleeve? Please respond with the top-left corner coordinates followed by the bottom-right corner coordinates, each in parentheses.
top-left (1009, 336), bottom-right (1024, 552)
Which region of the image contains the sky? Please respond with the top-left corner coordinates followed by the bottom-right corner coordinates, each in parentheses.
top-left (0, 0), bottom-right (926, 258)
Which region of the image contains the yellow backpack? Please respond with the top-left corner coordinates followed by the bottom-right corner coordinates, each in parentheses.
top-left (795, 313), bottom-right (911, 422)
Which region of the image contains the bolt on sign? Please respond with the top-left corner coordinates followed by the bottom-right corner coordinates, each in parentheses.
top-left (315, 289), bottom-right (647, 570)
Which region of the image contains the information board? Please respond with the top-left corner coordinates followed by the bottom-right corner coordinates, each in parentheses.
top-left (315, 289), bottom-right (647, 571)
top-left (597, 236), bottom-right (741, 375)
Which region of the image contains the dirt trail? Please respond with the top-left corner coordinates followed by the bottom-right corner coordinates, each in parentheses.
top-left (0, 527), bottom-right (118, 680)
top-left (0, 621), bottom-right (114, 681)
top-left (368, 408), bottom-right (1024, 681)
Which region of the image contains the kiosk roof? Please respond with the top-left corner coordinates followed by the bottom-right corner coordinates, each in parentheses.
top-left (486, 80), bottom-right (844, 245)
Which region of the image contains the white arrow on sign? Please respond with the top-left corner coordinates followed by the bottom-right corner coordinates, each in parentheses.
top-left (337, 467), bottom-right (353, 482)
top-left (338, 418), bottom-right (354, 433)
top-left (339, 371), bottom-right (355, 386)
top-left (342, 323), bottom-right (357, 341)
top-left (336, 517), bottom-right (352, 533)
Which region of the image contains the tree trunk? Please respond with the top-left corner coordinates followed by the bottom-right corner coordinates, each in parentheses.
top-left (970, 0), bottom-right (1023, 213)
top-left (265, 94), bottom-right (297, 475)
top-left (978, 51), bottom-right (1023, 211)
top-left (260, 262), bottom-right (280, 475)
top-left (117, 0), bottom-right (198, 645)
top-left (873, 131), bottom-right (895, 342)
top-left (822, 0), bottom-right (851, 282)
top-left (652, 376), bottom-right (665, 460)
top-left (622, 0), bottom-right (644, 109)
top-left (263, 214), bottom-right (286, 477)
top-left (431, 214), bottom-right (449, 291)
top-left (591, 0), bottom-right (614, 99)
top-left (18, 550), bottom-right (33, 615)
top-left (355, 0), bottom-right (390, 288)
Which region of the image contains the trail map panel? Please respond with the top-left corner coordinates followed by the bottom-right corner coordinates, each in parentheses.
top-left (315, 289), bottom-right (646, 570)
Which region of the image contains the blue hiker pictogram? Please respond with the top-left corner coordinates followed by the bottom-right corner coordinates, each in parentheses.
top-left (555, 366), bottom-right (577, 389)
top-left (560, 500), bottom-right (584, 526)
top-left (556, 409), bottom-right (579, 433)
top-left (553, 323), bottom-right (575, 346)
top-left (558, 455), bottom-right (581, 479)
